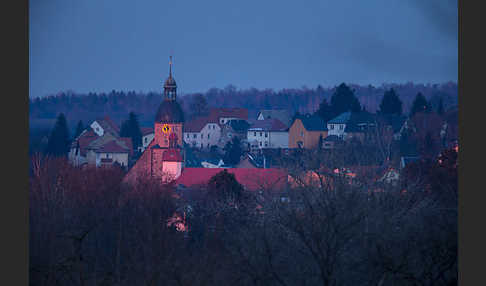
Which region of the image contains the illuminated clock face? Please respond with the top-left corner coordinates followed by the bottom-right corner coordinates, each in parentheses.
top-left (162, 124), bottom-right (171, 134)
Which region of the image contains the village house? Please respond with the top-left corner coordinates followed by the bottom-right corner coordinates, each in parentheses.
top-left (288, 114), bottom-right (328, 149)
top-left (69, 119), bottom-right (133, 169)
top-left (327, 111), bottom-right (376, 141)
top-left (247, 118), bottom-right (289, 150)
top-left (84, 133), bottom-right (132, 168)
top-left (183, 116), bottom-right (221, 150)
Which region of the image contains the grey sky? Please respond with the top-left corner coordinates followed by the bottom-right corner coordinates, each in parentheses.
top-left (29, 0), bottom-right (457, 98)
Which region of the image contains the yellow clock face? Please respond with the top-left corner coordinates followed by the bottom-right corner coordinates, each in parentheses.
top-left (162, 124), bottom-right (171, 134)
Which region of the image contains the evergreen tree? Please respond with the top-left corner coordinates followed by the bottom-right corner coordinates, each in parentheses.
top-left (378, 88), bottom-right (403, 115)
top-left (207, 169), bottom-right (245, 204)
top-left (315, 98), bottom-right (333, 122)
top-left (330, 83), bottom-right (361, 118)
top-left (223, 137), bottom-right (243, 166)
top-left (410, 92), bottom-right (431, 116)
top-left (437, 97), bottom-right (445, 115)
top-left (120, 112), bottom-right (142, 150)
top-left (74, 120), bottom-right (84, 139)
top-left (45, 113), bottom-right (71, 157)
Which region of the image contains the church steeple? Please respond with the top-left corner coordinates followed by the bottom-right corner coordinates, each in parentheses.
top-left (164, 56), bottom-right (177, 101)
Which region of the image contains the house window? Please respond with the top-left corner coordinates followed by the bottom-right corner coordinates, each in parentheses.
top-left (207, 143), bottom-right (210, 148)
top-left (145, 137), bottom-right (148, 143)
top-left (186, 134), bottom-right (189, 138)
top-left (254, 132), bottom-right (256, 136)
top-left (259, 132), bottom-right (262, 136)
top-left (340, 125), bottom-right (343, 130)
top-left (193, 134), bottom-right (197, 138)
top-left (201, 143), bottom-right (203, 148)
top-left (300, 131), bottom-right (304, 137)
top-left (330, 124), bottom-right (334, 130)
top-left (265, 142), bottom-right (268, 147)
top-left (259, 141), bottom-right (262, 146)
top-left (265, 132), bottom-right (268, 138)
top-left (201, 133), bottom-right (203, 138)
top-left (208, 134), bottom-right (210, 139)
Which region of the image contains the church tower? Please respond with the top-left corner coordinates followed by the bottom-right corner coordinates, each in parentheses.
top-left (153, 56), bottom-right (184, 148)
top-left (150, 56), bottom-right (185, 180)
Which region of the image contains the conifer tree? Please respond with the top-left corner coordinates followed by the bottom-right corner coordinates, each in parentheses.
top-left (120, 112), bottom-right (142, 150)
top-left (45, 113), bottom-right (71, 157)
top-left (410, 92), bottom-right (431, 116)
top-left (330, 83), bottom-right (361, 118)
top-left (437, 97), bottom-right (445, 115)
top-left (74, 120), bottom-right (84, 139)
top-left (315, 98), bottom-right (333, 122)
top-left (378, 88), bottom-right (403, 115)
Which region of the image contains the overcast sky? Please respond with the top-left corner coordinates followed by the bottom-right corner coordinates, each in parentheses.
top-left (29, 0), bottom-right (457, 98)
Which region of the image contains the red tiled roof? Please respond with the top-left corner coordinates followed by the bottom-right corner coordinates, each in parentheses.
top-left (162, 149), bottom-right (183, 162)
top-left (248, 118), bottom-right (288, 132)
top-left (141, 127), bottom-right (154, 136)
top-left (209, 108), bottom-right (248, 120)
top-left (74, 130), bottom-right (98, 156)
top-left (184, 114), bottom-right (219, 132)
top-left (176, 168), bottom-right (288, 191)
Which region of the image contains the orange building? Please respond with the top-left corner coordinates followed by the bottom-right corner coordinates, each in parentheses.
top-left (288, 114), bottom-right (328, 149)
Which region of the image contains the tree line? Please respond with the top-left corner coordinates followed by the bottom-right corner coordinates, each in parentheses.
top-left (29, 82), bottom-right (457, 130)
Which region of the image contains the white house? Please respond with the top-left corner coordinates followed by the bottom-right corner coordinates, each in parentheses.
top-left (327, 112), bottom-right (351, 138)
top-left (327, 111), bottom-right (376, 140)
top-left (247, 118), bottom-right (289, 149)
top-left (139, 127), bottom-right (155, 153)
top-left (183, 118), bottom-right (221, 149)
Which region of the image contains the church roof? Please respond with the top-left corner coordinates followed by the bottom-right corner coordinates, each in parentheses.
top-left (164, 75), bottom-right (176, 88)
top-left (154, 100), bottom-right (185, 123)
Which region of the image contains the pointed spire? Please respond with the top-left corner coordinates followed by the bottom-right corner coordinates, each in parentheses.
top-left (169, 55), bottom-right (173, 78)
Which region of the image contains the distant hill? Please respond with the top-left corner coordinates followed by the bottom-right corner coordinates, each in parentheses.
top-left (29, 82), bottom-right (458, 132)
